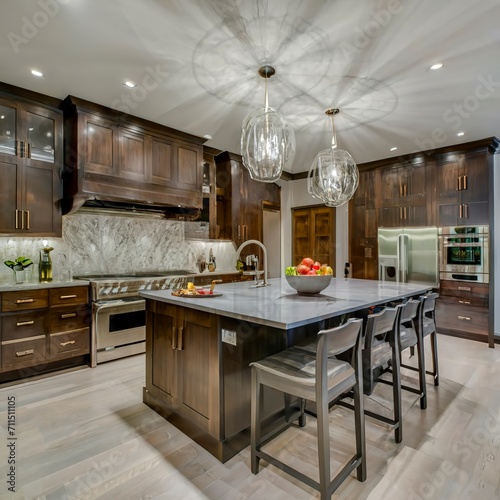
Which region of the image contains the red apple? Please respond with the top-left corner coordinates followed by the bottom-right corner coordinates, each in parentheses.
top-left (312, 261), bottom-right (321, 271)
top-left (296, 264), bottom-right (310, 275)
top-left (306, 270), bottom-right (318, 275)
top-left (301, 257), bottom-right (314, 268)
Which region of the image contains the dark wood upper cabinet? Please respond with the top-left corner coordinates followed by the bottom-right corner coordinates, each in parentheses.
top-left (61, 96), bottom-right (205, 214)
top-left (0, 91), bottom-right (62, 236)
top-left (435, 150), bottom-right (490, 226)
top-left (215, 152), bottom-right (280, 245)
top-left (378, 160), bottom-right (429, 227)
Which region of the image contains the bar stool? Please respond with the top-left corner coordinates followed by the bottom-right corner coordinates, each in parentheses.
top-left (397, 298), bottom-right (428, 409)
top-left (250, 318), bottom-right (366, 499)
top-left (358, 306), bottom-right (403, 443)
top-left (407, 292), bottom-right (440, 387)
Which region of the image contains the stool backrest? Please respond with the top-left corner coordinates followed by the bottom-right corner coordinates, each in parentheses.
top-left (364, 306), bottom-right (399, 351)
top-left (316, 318), bottom-right (363, 397)
top-left (400, 299), bottom-right (420, 324)
top-left (421, 292), bottom-right (439, 317)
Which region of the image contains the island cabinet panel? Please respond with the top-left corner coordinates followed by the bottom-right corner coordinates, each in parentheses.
top-left (146, 301), bottom-right (221, 438)
top-left (61, 95), bottom-right (205, 213)
top-left (0, 91), bottom-right (63, 237)
top-left (0, 285), bottom-right (90, 381)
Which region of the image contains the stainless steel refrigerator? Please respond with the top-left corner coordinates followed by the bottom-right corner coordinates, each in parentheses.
top-left (378, 227), bottom-right (439, 286)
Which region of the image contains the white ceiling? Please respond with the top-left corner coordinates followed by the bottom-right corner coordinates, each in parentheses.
top-left (2, 0), bottom-right (500, 173)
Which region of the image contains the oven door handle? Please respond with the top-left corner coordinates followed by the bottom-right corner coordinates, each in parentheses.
top-left (443, 242), bottom-right (482, 247)
top-left (93, 299), bottom-right (145, 313)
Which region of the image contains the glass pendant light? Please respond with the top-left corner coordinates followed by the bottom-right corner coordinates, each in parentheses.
top-left (307, 108), bottom-right (359, 207)
top-left (241, 65), bottom-right (296, 182)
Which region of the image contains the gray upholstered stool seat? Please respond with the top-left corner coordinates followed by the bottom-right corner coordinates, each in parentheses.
top-left (250, 318), bottom-right (366, 499)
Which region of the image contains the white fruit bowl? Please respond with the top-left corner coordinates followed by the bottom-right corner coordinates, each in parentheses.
top-left (285, 274), bottom-right (332, 295)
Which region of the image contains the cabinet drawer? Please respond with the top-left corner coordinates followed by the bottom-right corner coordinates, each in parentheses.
top-left (1, 336), bottom-right (46, 371)
top-left (1, 311), bottom-right (47, 341)
top-left (439, 281), bottom-right (488, 306)
top-left (49, 306), bottom-right (90, 333)
top-left (436, 301), bottom-right (488, 335)
top-left (50, 287), bottom-right (89, 306)
top-left (2, 289), bottom-right (49, 312)
top-left (49, 328), bottom-right (89, 358)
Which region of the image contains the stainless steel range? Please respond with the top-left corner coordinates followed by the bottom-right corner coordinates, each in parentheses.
top-left (74, 271), bottom-right (193, 366)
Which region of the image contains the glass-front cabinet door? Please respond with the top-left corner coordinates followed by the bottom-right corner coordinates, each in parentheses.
top-left (26, 110), bottom-right (56, 164)
top-left (0, 102), bottom-right (18, 162)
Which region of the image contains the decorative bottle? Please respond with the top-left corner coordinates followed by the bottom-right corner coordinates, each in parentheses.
top-left (39, 246), bottom-right (54, 282)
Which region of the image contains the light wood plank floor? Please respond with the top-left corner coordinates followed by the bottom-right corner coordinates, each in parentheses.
top-left (0, 335), bottom-right (499, 499)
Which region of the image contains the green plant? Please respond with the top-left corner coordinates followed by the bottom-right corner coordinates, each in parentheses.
top-left (4, 256), bottom-right (34, 271)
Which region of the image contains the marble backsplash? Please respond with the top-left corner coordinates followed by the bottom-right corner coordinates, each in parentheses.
top-left (0, 213), bottom-right (238, 284)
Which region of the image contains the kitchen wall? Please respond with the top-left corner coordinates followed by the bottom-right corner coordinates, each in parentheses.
top-left (0, 212), bottom-right (237, 284)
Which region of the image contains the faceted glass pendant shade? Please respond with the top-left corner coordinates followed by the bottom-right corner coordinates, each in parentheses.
top-left (241, 106), bottom-right (296, 182)
top-left (307, 108), bottom-right (359, 207)
top-left (241, 65), bottom-right (296, 183)
top-left (307, 147), bottom-right (359, 207)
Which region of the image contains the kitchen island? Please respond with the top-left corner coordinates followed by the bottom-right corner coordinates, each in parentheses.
top-left (140, 277), bottom-right (432, 462)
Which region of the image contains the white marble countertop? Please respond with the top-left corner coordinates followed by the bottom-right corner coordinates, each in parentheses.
top-left (140, 277), bottom-right (433, 329)
top-left (0, 279), bottom-right (90, 292)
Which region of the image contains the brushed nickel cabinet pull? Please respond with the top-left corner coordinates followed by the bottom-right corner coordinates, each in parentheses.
top-left (404, 184), bottom-right (407, 197)
top-left (15, 209), bottom-right (19, 229)
top-left (60, 294), bottom-right (77, 299)
top-left (238, 225), bottom-right (241, 240)
top-left (60, 340), bottom-right (76, 347)
top-left (27, 142), bottom-right (31, 158)
top-left (177, 325), bottom-right (184, 351)
top-left (458, 286), bottom-right (471, 291)
top-left (16, 320), bottom-right (35, 326)
top-left (458, 300), bottom-right (471, 305)
top-left (399, 207), bottom-right (403, 219)
top-left (458, 315), bottom-right (471, 321)
top-left (459, 204), bottom-right (463, 218)
top-left (25, 210), bottom-right (30, 230)
top-left (20, 141), bottom-right (25, 158)
top-left (464, 204), bottom-right (469, 219)
top-left (16, 349), bottom-right (34, 357)
top-left (399, 184), bottom-right (402, 197)
top-left (463, 175), bottom-right (467, 190)
top-left (171, 326), bottom-right (177, 350)
top-left (16, 298), bottom-right (35, 304)
top-left (61, 313), bottom-right (77, 319)
top-left (457, 176), bottom-right (461, 191)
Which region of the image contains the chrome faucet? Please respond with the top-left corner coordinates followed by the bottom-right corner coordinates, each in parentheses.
top-left (236, 239), bottom-right (270, 287)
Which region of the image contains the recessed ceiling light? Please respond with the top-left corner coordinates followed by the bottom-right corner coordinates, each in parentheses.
top-left (203, 134), bottom-right (213, 140)
top-left (457, 131), bottom-right (465, 136)
top-left (390, 147), bottom-right (397, 151)
top-left (31, 69), bottom-right (44, 77)
top-left (429, 63), bottom-right (443, 70)
top-left (123, 81), bottom-right (136, 88)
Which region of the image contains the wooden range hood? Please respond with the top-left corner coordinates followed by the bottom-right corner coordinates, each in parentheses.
top-left (61, 95), bottom-right (206, 216)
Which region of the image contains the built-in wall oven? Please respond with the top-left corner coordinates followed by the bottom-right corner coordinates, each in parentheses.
top-left (438, 226), bottom-right (489, 283)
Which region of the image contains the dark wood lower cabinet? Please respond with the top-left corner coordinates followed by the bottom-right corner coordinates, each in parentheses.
top-left (0, 286), bottom-right (90, 381)
top-left (143, 299), bottom-right (322, 462)
top-left (436, 281), bottom-right (489, 342)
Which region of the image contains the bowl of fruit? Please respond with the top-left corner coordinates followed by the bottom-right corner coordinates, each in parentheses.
top-left (285, 258), bottom-right (333, 295)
